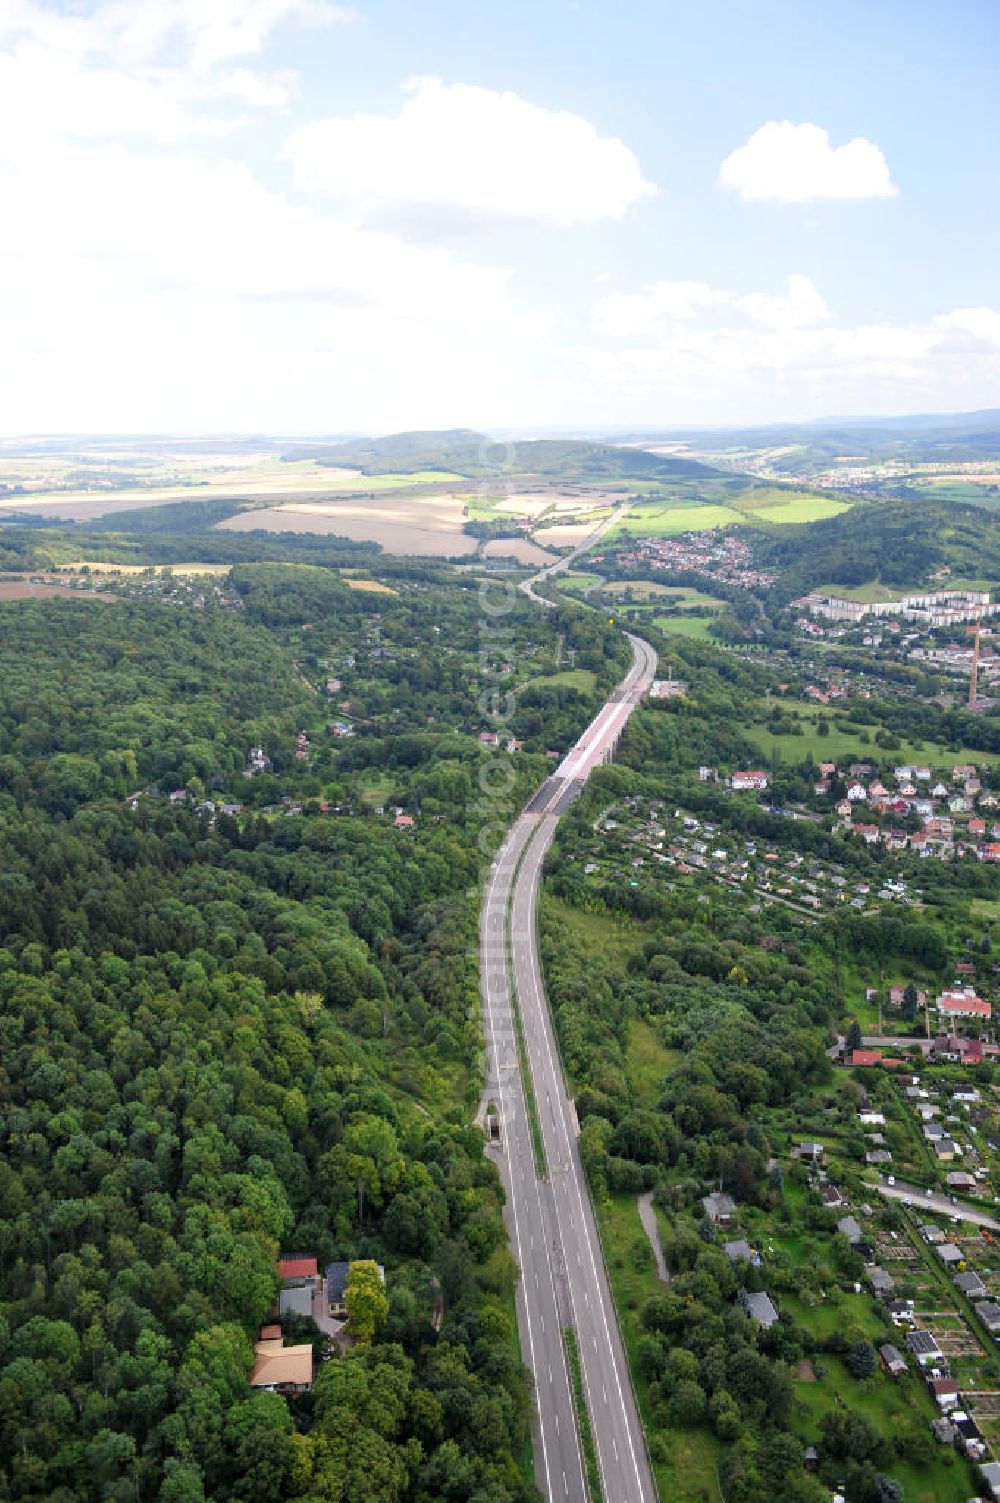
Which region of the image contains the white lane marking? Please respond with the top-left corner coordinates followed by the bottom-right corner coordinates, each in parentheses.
top-left (515, 751), bottom-right (654, 1502)
top-left (489, 632), bottom-right (655, 1503)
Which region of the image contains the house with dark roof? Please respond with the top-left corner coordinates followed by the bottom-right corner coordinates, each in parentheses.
top-left (879, 1343), bottom-right (907, 1377)
top-left (975, 1301), bottom-right (1000, 1333)
top-left (723, 1238), bottom-right (756, 1265)
top-left (740, 1291), bottom-right (779, 1329)
top-left (325, 1260), bottom-right (385, 1319)
top-left (867, 1265), bottom-right (895, 1298)
top-left (906, 1329), bottom-right (943, 1364)
top-left (702, 1192), bottom-right (736, 1225)
top-left (955, 1271), bottom-right (987, 1298)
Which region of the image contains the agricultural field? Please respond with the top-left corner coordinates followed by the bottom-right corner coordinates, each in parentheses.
top-left (608, 501), bottom-right (745, 537)
top-left (603, 579), bottom-right (702, 600)
top-left (749, 495), bottom-right (851, 524)
top-left (481, 537), bottom-right (556, 565)
top-left (218, 494), bottom-right (479, 556)
top-left (0, 580), bottom-right (122, 603)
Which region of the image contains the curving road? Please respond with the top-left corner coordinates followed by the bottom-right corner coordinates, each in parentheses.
top-left (480, 628), bottom-right (657, 1503)
top-left (521, 500), bottom-right (631, 608)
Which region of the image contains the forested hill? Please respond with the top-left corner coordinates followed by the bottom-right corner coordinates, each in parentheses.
top-left (0, 565), bottom-right (628, 1503)
top-left (752, 497), bottom-right (1000, 597)
top-left (283, 429), bottom-right (722, 482)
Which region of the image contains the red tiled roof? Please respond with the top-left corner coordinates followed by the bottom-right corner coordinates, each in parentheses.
top-left (277, 1257), bottom-right (317, 1281)
top-left (851, 1049), bottom-right (883, 1067)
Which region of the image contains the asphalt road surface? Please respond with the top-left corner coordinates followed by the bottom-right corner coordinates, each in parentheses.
top-left (875, 1176), bottom-right (1000, 1229)
top-left (480, 631), bottom-right (658, 1503)
top-left (521, 502), bottom-right (631, 607)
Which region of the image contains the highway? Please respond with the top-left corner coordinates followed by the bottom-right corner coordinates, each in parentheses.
top-left (480, 628), bottom-right (658, 1503)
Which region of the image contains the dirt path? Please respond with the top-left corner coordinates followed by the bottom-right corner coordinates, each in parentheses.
top-left (637, 1191), bottom-right (670, 1284)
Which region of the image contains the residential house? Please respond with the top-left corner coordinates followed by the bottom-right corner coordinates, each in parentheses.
top-left (979, 1460), bottom-right (1000, 1500)
top-left (325, 1261), bottom-right (386, 1321)
top-left (837, 1215), bottom-right (863, 1245)
top-left (955, 1271), bottom-right (987, 1298)
top-left (793, 1142), bottom-right (825, 1162)
top-left (889, 985), bottom-right (926, 1009)
top-left (851, 1049), bottom-right (884, 1067)
top-left (250, 1333), bottom-right (313, 1394)
top-left (277, 1256), bottom-right (318, 1285)
top-left (879, 1343), bottom-right (908, 1378)
top-left (937, 986), bottom-right (991, 1021)
top-left (975, 1301), bottom-right (1000, 1333)
top-left (723, 1239), bottom-right (756, 1265)
top-left (702, 1192), bottom-right (736, 1225)
top-left (731, 771), bottom-right (769, 792)
top-left (931, 1416), bottom-right (958, 1446)
top-left (279, 1285), bottom-right (314, 1320)
top-left (937, 1243), bottom-right (963, 1266)
top-left (929, 1376), bottom-right (960, 1409)
top-left (906, 1329), bottom-right (943, 1364)
top-left (868, 1265), bottom-right (895, 1298)
top-left (394, 813), bottom-right (415, 829)
top-left (740, 1290), bottom-right (779, 1329)
top-left (821, 1185), bottom-right (845, 1208)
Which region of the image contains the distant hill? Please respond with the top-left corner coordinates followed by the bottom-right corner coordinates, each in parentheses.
top-left (286, 429), bottom-right (723, 482)
top-left (623, 409), bottom-right (1000, 468)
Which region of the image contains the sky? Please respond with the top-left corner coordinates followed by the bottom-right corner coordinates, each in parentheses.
top-left (1, 0), bottom-right (999, 435)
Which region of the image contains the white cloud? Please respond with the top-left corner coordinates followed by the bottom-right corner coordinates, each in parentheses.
top-left (285, 75), bottom-right (656, 232)
top-left (0, 1), bottom-right (353, 68)
top-left (740, 273), bottom-right (832, 330)
top-left (0, 2), bottom-right (567, 433)
top-left (576, 273), bottom-right (1000, 423)
top-left (592, 274), bottom-right (830, 337)
top-left (718, 121), bottom-right (897, 203)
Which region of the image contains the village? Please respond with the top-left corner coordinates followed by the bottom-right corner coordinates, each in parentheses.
top-left (576, 753), bottom-right (1000, 931)
top-left (683, 1047), bottom-right (1000, 1500)
top-left (610, 530), bottom-right (776, 590)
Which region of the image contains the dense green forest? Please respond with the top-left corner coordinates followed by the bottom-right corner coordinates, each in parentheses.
top-left (0, 556), bottom-right (628, 1503)
top-left (754, 497), bottom-right (1000, 597)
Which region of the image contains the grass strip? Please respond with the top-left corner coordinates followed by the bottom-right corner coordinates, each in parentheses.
top-left (563, 1327), bottom-right (604, 1503)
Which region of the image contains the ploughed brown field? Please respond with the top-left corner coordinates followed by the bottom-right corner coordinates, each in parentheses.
top-left (217, 497), bottom-right (480, 557)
